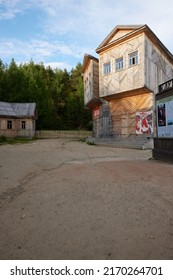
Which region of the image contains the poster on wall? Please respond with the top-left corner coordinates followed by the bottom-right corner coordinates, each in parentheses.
top-left (135, 111), bottom-right (153, 134)
top-left (156, 95), bottom-right (173, 137)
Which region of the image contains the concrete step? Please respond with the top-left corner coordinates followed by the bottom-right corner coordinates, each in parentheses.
top-left (86, 136), bottom-right (153, 150)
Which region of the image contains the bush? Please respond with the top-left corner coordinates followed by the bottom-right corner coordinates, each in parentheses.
top-left (0, 136), bottom-right (7, 143)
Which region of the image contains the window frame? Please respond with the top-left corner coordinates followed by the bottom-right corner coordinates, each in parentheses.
top-left (21, 121), bottom-right (26, 130)
top-left (115, 57), bottom-right (124, 71)
top-left (129, 51), bottom-right (138, 66)
top-left (7, 120), bottom-right (12, 129)
top-left (103, 62), bottom-right (111, 75)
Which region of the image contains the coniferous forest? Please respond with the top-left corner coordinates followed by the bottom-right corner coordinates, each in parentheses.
top-left (0, 59), bottom-right (92, 130)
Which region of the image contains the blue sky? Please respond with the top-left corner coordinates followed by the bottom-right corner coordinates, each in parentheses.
top-left (0, 0), bottom-right (173, 71)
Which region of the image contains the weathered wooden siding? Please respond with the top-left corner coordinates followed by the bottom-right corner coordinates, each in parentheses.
top-left (93, 60), bottom-right (99, 98)
top-left (83, 59), bottom-right (99, 106)
top-left (99, 34), bottom-right (145, 98)
top-left (0, 118), bottom-right (36, 138)
top-left (110, 92), bottom-right (153, 137)
top-left (36, 130), bottom-right (92, 139)
top-left (17, 118), bottom-right (35, 137)
top-left (83, 59), bottom-right (92, 105)
top-left (144, 35), bottom-right (173, 94)
top-left (109, 29), bottom-right (134, 43)
top-left (92, 101), bottom-right (113, 138)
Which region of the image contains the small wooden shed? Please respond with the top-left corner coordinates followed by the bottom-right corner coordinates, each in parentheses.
top-left (0, 101), bottom-right (37, 138)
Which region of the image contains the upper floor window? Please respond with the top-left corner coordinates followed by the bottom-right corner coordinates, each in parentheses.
top-left (115, 57), bottom-right (124, 71)
top-left (7, 120), bottom-right (12, 129)
top-left (103, 62), bottom-right (111, 75)
top-left (21, 121), bottom-right (26, 129)
top-left (129, 51), bottom-right (138, 66)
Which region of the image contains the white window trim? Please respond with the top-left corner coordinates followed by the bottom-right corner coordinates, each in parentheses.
top-left (129, 51), bottom-right (138, 66)
top-left (115, 57), bottom-right (124, 71)
top-left (103, 62), bottom-right (111, 75)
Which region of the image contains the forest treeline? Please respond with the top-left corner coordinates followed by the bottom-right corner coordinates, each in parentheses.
top-left (0, 59), bottom-right (92, 130)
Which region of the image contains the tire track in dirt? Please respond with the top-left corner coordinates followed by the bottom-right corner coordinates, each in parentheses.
top-left (0, 162), bottom-right (66, 209)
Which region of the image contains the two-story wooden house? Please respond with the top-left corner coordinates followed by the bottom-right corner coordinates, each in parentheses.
top-left (83, 24), bottom-right (173, 143)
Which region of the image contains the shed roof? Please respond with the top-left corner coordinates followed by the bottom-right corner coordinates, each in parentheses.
top-left (0, 101), bottom-right (36, 118)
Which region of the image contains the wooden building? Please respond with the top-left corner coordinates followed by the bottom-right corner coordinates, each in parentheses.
top-left (83, 24), bottom-right (173, 143)
top-left (0, 102), bottom-right (37, 138)
top-left (83, 54), bottom-right (113, 137)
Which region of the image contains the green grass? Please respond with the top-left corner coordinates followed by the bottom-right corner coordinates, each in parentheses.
top-left (86, 140), bottom-right (96, 145)
top-left (0, 136), bottom-right (37, 145)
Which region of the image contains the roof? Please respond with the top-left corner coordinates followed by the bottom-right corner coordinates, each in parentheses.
top-left (96, 25), bottom-right (144, 52)
top-left (0, 101), bottom-right (36, 118)
top-left (82, 53), bottom-right (99, 73)
top-left (95, 24), bottom-right (173, 63)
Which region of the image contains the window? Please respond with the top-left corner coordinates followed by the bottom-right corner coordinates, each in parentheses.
top-left (22, 121), bottom-right (26, 129)
top-left (7, 120), bottom-right (12, 129)
top-left (33, 121), bottom-right (35, 130)
top-left (115, 57), bottom-right (124, 71)
top-left (129, 51), bottom-right (138, 66)
top-left (103, 62), bottom-right (111, 75)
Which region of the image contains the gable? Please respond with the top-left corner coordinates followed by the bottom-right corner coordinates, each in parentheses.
top-left (96, 24), bottom-right (173, 65)
top-left (96, 25), bottom-right (144, 53)
top-left (109, 29), bottom-right (136, 43)
top-left (82, 53), bottom-right (98, 73)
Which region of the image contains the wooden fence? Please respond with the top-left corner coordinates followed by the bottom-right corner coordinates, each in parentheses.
top-left (36, 130), bottom-right (92, 139)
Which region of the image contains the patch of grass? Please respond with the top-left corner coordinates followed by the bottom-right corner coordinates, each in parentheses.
top-left (78, 137), bottom-right (87, 142)
top-left (86, 140), bottom-right (96, 145)
top-left (0, 136), bottom-right (7, 143)
top-left (0, 136), bottom-right (37, 145)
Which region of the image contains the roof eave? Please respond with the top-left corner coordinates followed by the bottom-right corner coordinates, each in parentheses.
top-left (96, 24), bottom-right (145, 53)
top-left (96, 24), bottom-right (147, 53)
top-left (95, 24), bottom-right (173, 63)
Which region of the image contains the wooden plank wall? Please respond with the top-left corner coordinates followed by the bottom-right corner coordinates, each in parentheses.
top-left (93, 60), bottom-right (99, 97)
top-left (110, 92), bottom-right (153, 137)
top-left (144, 35), bottom-right (173, 94)
top-left (99, 34), bottom-right (144, 98)
top-left (83, 59), bottom-right (99, 106)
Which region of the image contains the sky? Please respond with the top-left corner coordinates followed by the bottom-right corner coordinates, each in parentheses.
top-left (0, 0), bottom-right (173, 71)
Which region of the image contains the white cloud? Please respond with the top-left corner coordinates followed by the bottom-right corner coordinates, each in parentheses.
top-left (30, 0), bottom-right (173, 52)
top-left (1, 0), bottom-right (173, 68)
top-left (0, 39), bottom-right (67, 59)
top-left (0, 0), bottom-right (33, 19)
top-left (0, 38), bottom-right (91, 67)
top-left (1, 0), bottom-right (173, 48)
top-left (126, 0), bottom-right (173, 51)
top-left (44, 61), bottom-right (72, 71)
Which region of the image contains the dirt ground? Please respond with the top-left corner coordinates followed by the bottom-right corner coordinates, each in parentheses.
top-left (0, 139), bottom-right (173, 260)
